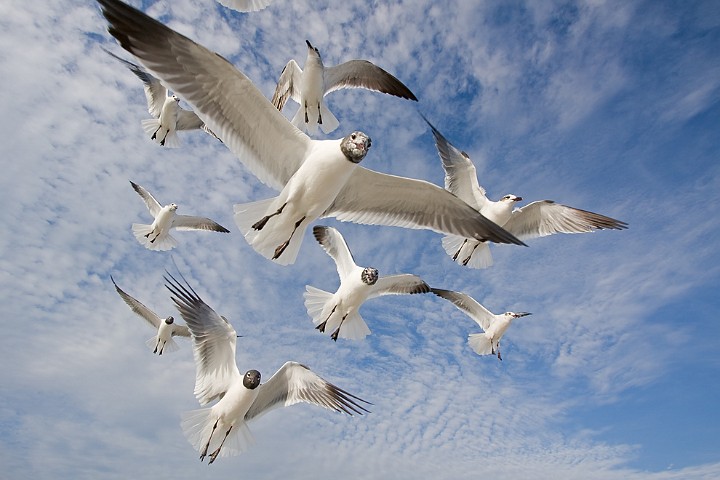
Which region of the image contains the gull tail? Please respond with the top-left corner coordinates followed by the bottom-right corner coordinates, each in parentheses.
top-left (303, 285), bottom-right (334, 329)
top-left (441, 235), bottom-right (493, 269)
top-left (145, 335), bottom-right (179, 355)
top-left (337, 311), bottom-right (371, 340)
top-left (141, 119), bottom-right (181, 148)
top-left (468, 333), bottom-right (494, 356)
top-left (289, 101), bottom-right (339, 135)
top-left (303, 286), bottom-right (371, 340)
top-left (181, 408), bottom-right (254, 459)
top-left (132, 223), bottom-right (177, 251)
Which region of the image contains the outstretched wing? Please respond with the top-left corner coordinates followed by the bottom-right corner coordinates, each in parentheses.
top-left (369, 274), bottom-right (430, 300)
top-left (172, 215), bottom-right (230, 233)
top-left (245, 362), bottom-right (370, 421)
top-left (504, 200), bottom-right (628, 240)
top-left (164, 272), bottom-right (240, 405)
top-left (129, 181), bottom-right (162, 218)
top-left (324, 60), bottom-right (417, 101)
top-left (111, 276), bottom-right (162, 329)
top-left (175, 109), bottom-right (205, 131)
top-left (98, 0), bottom-right (312, 191)
top-left (312, 225), bottom-right (357, 280)
top-left (216, 0), bottom-right (274, 13)
top-left (271, 59), bottom-right (303, 111)
top-left (103, 47), bottom-right (167, 117)
top-left (431, 288), bottom-right (494, 331)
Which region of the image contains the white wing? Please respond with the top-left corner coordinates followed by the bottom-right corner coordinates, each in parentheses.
top-left (130, 181), bottom-right (162, 218)
top-left (312, 225), bottom-right (357, 280)
top-left (216, 0), bottom-right (274, 12)
top-left (245, 362), bottom-right (370, 421)
top-left (271, 59), bottom-right (302, 111)
top-left (164, 272), bottom-right (240, 405)
top-left (324, 167), bottom-right (523, 245)
top-left (368, 274), bottom-right (430, 300)
top-left (431, 288), bottom-right (495, 331)
top-left (103, 47), bottom-right (167, 117)
top-left (504, 200), bottom-right (628, 240)
top-left (172, 215), bottom-right (230, 233)
top-left (323, 60), bottom-right (417, 101)
top-left (175, 109), bottom-right (205, 131)
top-left (111, 276), bottom-right (162, 329)
top-left (98, 0), bottom-right (312, 192)
top-left (424, 117), bottom-right (489, 211)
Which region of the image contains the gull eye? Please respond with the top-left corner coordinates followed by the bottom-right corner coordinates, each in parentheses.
top-left (351, 133), bottom-right (356, 140)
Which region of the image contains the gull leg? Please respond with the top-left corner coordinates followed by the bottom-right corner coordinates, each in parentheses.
top-left (199, 419), bottom-right (220, 462)
top-left (273, 216), bottom-right (306, 260)
top-left (461, 243), bottom-right (480, 266)
top-left (151, 125), bottom-right (161, 140)
top-left (252, 202), bottom-right (286, 231)
top-left (153, 338), bottom-right (160, 354)
top-left (208, 426), bottom-right (233, 464)
top-left (330, 313), bottom-right (349, 342)
top-left (304, 100), bottom-right (309, 124)
top-left (316, 305), bottom-right (337, 333)
top-left (452, 239), bottom-right (468, 262)
top-left (160, 130), bottom-right (169, 146)
top-left (317, 102), bottom-right (322, 125)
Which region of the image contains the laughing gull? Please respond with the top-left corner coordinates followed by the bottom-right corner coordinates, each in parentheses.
top-left (130, 181), bottom-right (229, 251)
top-left (425, 118), bottom-right (628, 269)
top-left (164, 272), bottom-right (370, 463)
top-left (216, 0), bottom-right (274, 12)
top-left (96, 0), bottom-right (524, 265)
top-left (103, 48), bottom-right (218, 147)
top-left (305, 225), bottom-right (430, 341)
top-left (271, 40), bottom-right (417, 135)
top-left (111, 275), bottom-right (190, 354)
top-left (432, 288), bottom-right (531, 361)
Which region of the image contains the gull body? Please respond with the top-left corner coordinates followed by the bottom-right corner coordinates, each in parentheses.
top-left (130, 181), bottom-right (229, 251)
top-left (425, 118), bottom-right (627, 269)
top-left (305, 225), bottom-right (430, 341)
top-left (97, 0), bottom-right (524, 265)
top-left (104, 48), bottom-right (217, 147)
top-left (111, 276), bottom-right (190, 354)
top-left (432, 288), bottom-right (530, 361)
top-left (164, 273), bottom-right (370, 462)
top-left (272, 40), bottom-right (417, 135)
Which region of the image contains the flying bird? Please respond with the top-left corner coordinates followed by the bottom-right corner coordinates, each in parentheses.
top-left (305, 225), bottom-right (430, 341)
top-left (103, 48), bottom-right (218, 147)
top-left (130, 181), bottom-right (229, 251)
top-left (111, 275), bottom-right (190, 354)
top-left (216, 0), bottom-right (274, 12)
top-left (424, 118), bottom-right (628, 269)
top-left (271, 40), bottom-right (418, 135)
top-left (164, 272), bottom-right (370, 463)
top-left (96, 0), bottom-right (524, 265)
top-left (431, 288), bottom-right (531, 361)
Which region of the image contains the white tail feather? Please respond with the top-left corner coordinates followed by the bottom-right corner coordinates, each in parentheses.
top-left (468, 333), bottom-right (494, 356)
top-left (181, 408), bottom-right (255, 458)
top-left (141, 118), bottom-right (181, 148)
top-left (303, 286), bottom-right (334, 328)
top-left (441, 235), bottom-right (493, 269)
top-left (144, 335), bottom-right (180, 354)
top-left (318, 103), bottom-right (339, 134)
top-left (132, 223), bottom-right (177, 251)
top-left (337, 311), bottom-right (371, 340)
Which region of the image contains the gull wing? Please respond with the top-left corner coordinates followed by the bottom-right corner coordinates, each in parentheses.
top-left (130, 181), bottom-right (162, 218)
top-left (216, 0), bottom-right (274, 12)
top-left (324, 60), bottom-right (417, 101)
top-left (175, 109), bottom-right (205, 131)
top-left (103, 47), bottom-right (167, 117)
top-left (245, 362), bottom-right (370, 421)
top-left (98, 0), bottom-right (312, 191)
top-left (171, 324), bottom-right (191, 337)
top-left (312, 225), bottom-right (357, 280)
top-left (111, 276), bottom-right (162, 329)
top-left (431, 288), bottom-right (494, 331)
top-left (271, 59), bottom-right (302, 111)
top-left (504, 200), bottom-right (628, 240)
top-left (424, 117), bottom-right (489, 211)
top-left (368, 274), bottom-right (430, 300)
top-left (164, 272), bottom-right (240, 406)
top-left (324, 167), bottom-right (524, 246)
top-left (172, 215), bottom-right (230, 233)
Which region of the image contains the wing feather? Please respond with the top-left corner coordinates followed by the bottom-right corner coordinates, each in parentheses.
top-left (129, 181), bottom-right (162, 218)
top-left (111, 276), bottom-right (162, 329)
top-left (271, 59), bottom-right (302, 111)
top-left (312, 225), bottom-right (357, 280)
top-left (431, 288), bottom-right (494, 331)
top-left (369, 274), bottom-right (430, 300)
top-left (324, 60), bottom-right (417, 101)
top-left (172, 215), bottom-right (230, 233)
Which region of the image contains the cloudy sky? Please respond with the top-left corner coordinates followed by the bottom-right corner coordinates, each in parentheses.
top-left (1, 0), bottom-right (719, 478)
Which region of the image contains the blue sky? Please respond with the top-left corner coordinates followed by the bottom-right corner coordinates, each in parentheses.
top-left (1, 0), bottom-right (719, 478)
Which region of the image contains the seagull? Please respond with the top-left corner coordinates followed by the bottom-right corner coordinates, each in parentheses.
top-left (271, 40), bottom-right (417, 135)
top-left (111, 275), bottom-right (190, 354)
top-left (96, 0), bottom-right (525, 265)
top-left (431, 288), bottom-right (531, 361)
top-left (103, 48), bottom-right (219, 147)
top-left (305, 225), bottom-right (430, 341)
top-left (130, 181), bottom-right (230, 251)
top-left (163, 271), bottom-right (370, 463)
top-left (216, 0), bottom-right (274, 12)
top-left (424, 117), bottom-right (628, 269)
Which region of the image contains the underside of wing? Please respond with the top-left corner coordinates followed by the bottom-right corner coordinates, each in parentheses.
top-left (369, 274), bottom-right (430, 299)
top-left (431, 288), bottom-right (494, 331)
top-left (324, 60), bottom-right (417, 101)
top-left (271, 59), bottom-right (302, 111)
top-left (175, 109), bottom-right (204, 131)
top-left (312, 225), bottom-right (357, 280)
top-left (129, 181), bottom-right (162, 217)
top-left (111, 276), bottom-right (162, 329)
top-left (172, 215), bottom-right (230, 233)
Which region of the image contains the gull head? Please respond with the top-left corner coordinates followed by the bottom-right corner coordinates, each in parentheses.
top-left (501, 194), bottom-right (523, 203)
top-left (243, 370), bottom-right (261, 390)
top-left (164, 316), bottom-right (174, 325)
top-left (341, 131), bottom-right (371, 164)
top-left (509, 312), bottom-right (531, 319)
top-left (361, 267), bottom-right (379, 286)
top-left (171, 94), bottom-right (180, 103)
top-left (169, 203), bottom-right (178, 212)
top-left (305, 39), bottom-right (320, 57)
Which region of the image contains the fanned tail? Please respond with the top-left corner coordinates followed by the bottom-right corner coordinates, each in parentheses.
top-left (144, 335), bottom-right (179, 354)
top-left (141, 118), bottom-right (180, 148)
top-left (468, 333), bottom-right (494, 356)
top-left (132, 223), bottom-right (177, 251)
top-left (318, 102), bottom-right (339, 134)
top-left (336, 311), bottom-right (371, 340)
top-left (441, 235), bottom-right (493, 269)
top-left (181, 408), bottom-right (254, 459)
top-left (303, 287), bottom-right (371, 340)
top-left (303, 285), bottom-right (334, 328)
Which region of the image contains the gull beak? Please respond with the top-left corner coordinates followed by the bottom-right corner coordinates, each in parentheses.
top-left (513, 312), bottom-right (531, 318)
top-left (514, 196), bottom-right (523, 202)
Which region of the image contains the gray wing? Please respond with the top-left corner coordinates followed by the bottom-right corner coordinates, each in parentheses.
top-left (171, 324), bottom-right (191, 337)
top-left (312, 225), bottom-right (357, 280)
top-left (175, 109), bottom-right (205, 131)
top-left (164, 272), bottom-right (240, 405)
top-left (424, 117), bottom-right (489, 211)
top-left (270, 59), bottom-right (302, 111)
top-left (431, 288), bottom-right (494, 331)
top-left (504, 201), bottom-right (628, 240)
top-left (172, 215), bottom-right (230, 233)
top-left (324, 60), bottom-right (417, 101)
top-left (324, 167), bottom-right (525, 246)
top-left (130, 181), bottom-right (162, 218)
top-left (368, 274), bottom-right (430, 300)
top-left (103, 47), bottom-right (166, 117)
top-left (245, 362), bottom-right (371, 421)
top-left (111, 276), bottom-right (162, 329)
top-left (98, 0), bottom-right (312, 191)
